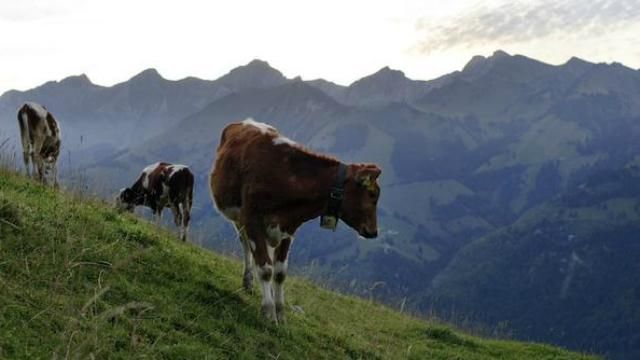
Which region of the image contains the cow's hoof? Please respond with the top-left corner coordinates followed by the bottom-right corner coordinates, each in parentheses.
top-left (276, 309), bottom-right (286, 325)
top-left (243, 284), bottom-right (255, 295)
top-left (261, 304), bottom-right (277, 324)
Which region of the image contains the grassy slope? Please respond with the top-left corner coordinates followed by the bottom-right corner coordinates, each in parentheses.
top-left (0, 170), bottom-right (595, 359)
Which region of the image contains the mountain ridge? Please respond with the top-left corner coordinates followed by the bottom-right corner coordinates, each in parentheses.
top-left (2, 50), bottom-right (640, 359)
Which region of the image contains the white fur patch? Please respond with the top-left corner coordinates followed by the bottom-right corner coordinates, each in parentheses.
top-left (142, 162), bottom-right (161, 174)
top-left (267, 245), bottom-right (275, 261)
top-left (259, 266), bottom-right (275, 308)
top-left (26, 102), bottom-right (48, 119)
top-left (274, 260), bottom-right (288, 275)
top-left (141, 162), bottom-right (161, 189)
top-left (249, 240), bottom-right (257, 252)
top-left (242, 118), bottom-right (275, 134)
top-left (266, 224), bottom-right (291, 243)
top-left (167, 164), bottom-right (188, 179)
top-left (273, 135), bottom-right (296, 146)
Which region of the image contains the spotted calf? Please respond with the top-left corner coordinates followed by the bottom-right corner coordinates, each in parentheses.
top-left (117, 162), bottom-right (194, 241)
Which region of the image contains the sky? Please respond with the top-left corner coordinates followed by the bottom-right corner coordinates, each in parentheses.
top-left (1, 0), bottom-right (639, 94)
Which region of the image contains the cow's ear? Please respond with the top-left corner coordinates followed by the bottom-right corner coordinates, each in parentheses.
top-left (355, 164), bottom-right (381, 187)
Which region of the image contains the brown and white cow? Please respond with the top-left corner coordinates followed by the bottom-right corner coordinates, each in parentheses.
top-left (17, 102), bottom-right (61, 187)
top-left (117, 162), bottom-right (194, 241)
top-left (209, 118), bottom-right (381, 323)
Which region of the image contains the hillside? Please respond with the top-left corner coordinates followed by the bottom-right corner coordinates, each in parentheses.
top-left (426, 167), bottom-right (640, 359)
top-left (0, 170), bottom-right (594, 359)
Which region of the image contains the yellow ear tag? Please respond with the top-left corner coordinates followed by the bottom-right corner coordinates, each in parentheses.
top-left (360, 176), bottom-right (377, 192)
top-left (320, 215), bottom-right (338, 230)
top-left (367, 182), bottom-right (376, 192)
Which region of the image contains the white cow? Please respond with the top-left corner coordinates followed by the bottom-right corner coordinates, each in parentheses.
top-left (17, 102), bottom-right (61, 187)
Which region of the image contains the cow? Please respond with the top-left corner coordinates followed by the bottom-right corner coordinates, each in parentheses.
top-left (17, 102), bottom-right (61, 187)
top-left (116, 162), bottom-right (194, 241)
top-left (209, 118), bottom-right (381, 324)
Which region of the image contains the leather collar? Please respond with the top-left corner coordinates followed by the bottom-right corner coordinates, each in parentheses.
top-left (320, 163), bottom-right (348, 231)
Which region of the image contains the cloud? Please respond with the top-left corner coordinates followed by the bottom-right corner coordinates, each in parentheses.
top-left (0, 0), bottom-right (80, 22)
top-left (413, 0), bottom-right (640, 54)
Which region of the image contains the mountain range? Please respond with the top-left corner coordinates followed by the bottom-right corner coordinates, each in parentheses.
top-left (1, 50), bottom-right (639, 359)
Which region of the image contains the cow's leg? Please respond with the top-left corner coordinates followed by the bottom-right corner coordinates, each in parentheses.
top-left (274, 237), bottom-right (292, 324)
top-left (32, 140), bottom-right (45, 183)
top-left (153, 206), bottom-right (163, 225)
top-left (52, 162), bottom-right (59, 189)
top-left (29, 152), bottom-right (38, 179)
top-left (169, 202), bottom-right (182, 238)
top-left (181, 200), bottom-right (191, 242)
top-left (244, 224), bottom-right (276, 322)
top-left (235, 223), bottom-right (254, 292)
top-left (254, 239), bottom-right (276, 323)
top-left (20, 141), bottom-right (31, 177)
top-left (34, 154), bottom-right (45, 184)
top-left (22, 150), bottom-right (31, 177)
top-left (171, 204), bottom-right (182, 227)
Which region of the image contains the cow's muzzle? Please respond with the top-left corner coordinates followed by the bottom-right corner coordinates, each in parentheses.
top-left (360, 227), bottom-right (378, 239)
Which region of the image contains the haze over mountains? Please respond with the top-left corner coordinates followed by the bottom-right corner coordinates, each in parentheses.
top-left (1, 50), bottom-right (640, 359)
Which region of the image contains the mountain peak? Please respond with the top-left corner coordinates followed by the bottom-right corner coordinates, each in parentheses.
top-left (59, 73), bottom-right (93, 87)
top-left (343, 66), bottom-right (421, 107)
top-left (566, 56), bottom-right (589, 65)
top-left (563, 56), bottom-right (594, 74)
top-left (349, 66), bottom-right (409, 88)
top-left (462, 55), bottom-right (487, 73)
top-left (370, 66), bottom-right (407, 79)
top-left (219, 59), bottom-right (287, 90)
top-left (234, 59), bottom-right (280, 74)
top-left (492, 49), bottom-right (510, 58)
top-left (130, 68), bottom-right (164, 82)
top-left (462, 50), bottom-right (518, 77)
top-left (245, 59), bottom-right (272, 68)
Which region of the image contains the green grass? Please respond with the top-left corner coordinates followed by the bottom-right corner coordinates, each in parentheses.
top-left (0, 169), bottom-right (596, 359)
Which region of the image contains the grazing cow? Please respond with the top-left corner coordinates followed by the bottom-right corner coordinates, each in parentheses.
top-left (209, 119), bottom-right (381, 323)
top-left (117, 162), bottom-right (194, 241)
top-left (17, 102), bottom-right (61, 187)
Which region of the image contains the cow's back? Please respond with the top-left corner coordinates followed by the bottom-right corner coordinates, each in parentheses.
top-left (167, 165), bottom-right (194, 203)
top-left (210, 122), bottom-right (275, 212)
top-left (17, 104), bottom-right (42, 145)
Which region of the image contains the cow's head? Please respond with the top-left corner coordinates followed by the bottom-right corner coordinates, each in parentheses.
top-left (340, 164), bottom-right (382, 239)
top-left (115, 187), bottom-right (137, 212)
top-left (40, 137), bottom-right (60, 173)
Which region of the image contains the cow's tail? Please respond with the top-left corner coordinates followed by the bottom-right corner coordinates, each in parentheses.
top-left (17, 105), bottom-right (32, 176)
